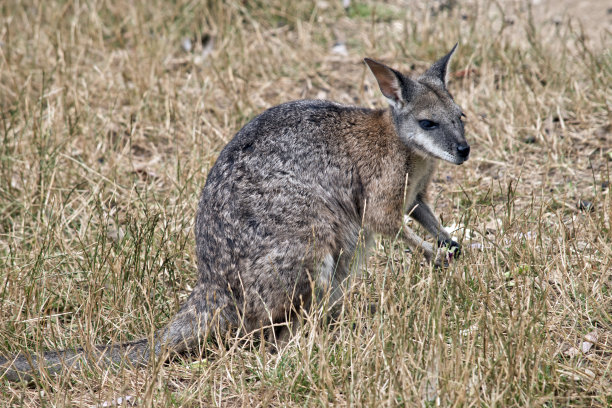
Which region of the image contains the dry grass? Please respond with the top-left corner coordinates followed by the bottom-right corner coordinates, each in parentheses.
top-left (0, 0), bottom-right (610, 406)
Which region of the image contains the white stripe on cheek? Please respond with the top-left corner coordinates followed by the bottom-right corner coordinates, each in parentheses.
top-left (411, 132), bottom-right (456, 162)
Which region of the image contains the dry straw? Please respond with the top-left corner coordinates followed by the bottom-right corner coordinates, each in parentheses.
top-left (0, 0), bottom-right (610, 406)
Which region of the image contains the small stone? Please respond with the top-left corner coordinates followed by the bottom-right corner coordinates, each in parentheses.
top-left (181, 37), bottom-right (192, 52)
top-left (331, 42), bottom-right (348, 56)
top-left (583, 369), bottom-right (596, 380)
top-left (564, 347), bottom-right (580, 358)
top-left (584, 330), bottom-right (599, 344)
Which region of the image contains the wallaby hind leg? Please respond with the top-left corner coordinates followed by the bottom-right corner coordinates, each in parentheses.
top-left (267, 294), bottom-right (313, 351)
top-left (269, 321), bottom-right (300, 351)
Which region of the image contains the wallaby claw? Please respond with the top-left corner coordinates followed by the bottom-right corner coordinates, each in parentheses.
top-left (437, 239), bottom-right (461, 257)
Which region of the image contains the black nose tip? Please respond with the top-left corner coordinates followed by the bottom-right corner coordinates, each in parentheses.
top-left (457, 143), bottom-right (470, 158)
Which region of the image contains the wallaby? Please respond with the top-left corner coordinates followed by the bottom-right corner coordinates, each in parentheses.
top-left (0, 45), bottom-right (469, 382)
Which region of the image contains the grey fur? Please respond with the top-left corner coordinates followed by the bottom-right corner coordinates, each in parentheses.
top-left (0, 46), bottom-right (469, 382)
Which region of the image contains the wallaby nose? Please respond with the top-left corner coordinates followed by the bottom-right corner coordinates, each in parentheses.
top-left (457, 143), bottom-right (470, 159)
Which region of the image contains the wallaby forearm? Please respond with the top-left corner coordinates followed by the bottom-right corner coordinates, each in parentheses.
top-left (407, 199), bottom-right (451, 243)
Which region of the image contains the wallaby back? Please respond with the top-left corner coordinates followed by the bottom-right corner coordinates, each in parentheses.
top-left (0, 46), bottom-right (468, 382)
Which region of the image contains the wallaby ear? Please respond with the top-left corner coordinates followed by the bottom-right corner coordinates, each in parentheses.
top-left (422, 43), bottom-right (458, 86)
top-left (364, 58), bottom-right (407, 107)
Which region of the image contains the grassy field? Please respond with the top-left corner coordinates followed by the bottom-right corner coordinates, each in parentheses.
top-left (0, 0), bottom-right (610, 406)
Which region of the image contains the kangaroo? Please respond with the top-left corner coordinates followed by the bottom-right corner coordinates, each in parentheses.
top-left (0, 45), bottom-right (469, 382)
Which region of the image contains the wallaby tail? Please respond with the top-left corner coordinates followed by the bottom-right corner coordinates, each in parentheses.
top-left (0, 303), bottom-right (221, 382)
top-left (0, 338), bottom-right (150, 383)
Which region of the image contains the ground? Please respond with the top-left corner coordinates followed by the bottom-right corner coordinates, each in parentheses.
top-left (0, 0), bottom-right (610, 406)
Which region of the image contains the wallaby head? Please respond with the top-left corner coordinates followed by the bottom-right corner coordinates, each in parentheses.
top-left (364, 44), bottom-right (470, 164)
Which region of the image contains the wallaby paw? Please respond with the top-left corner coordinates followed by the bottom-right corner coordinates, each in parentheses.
top-left (434, 239), bottom-right (461, 267)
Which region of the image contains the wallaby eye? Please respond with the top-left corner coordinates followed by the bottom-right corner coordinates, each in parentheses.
top-left (419, 120), bottom-right (439, 130)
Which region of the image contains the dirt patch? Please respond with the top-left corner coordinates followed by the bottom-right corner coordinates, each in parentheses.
top-left (533, 0), bottom-right (611, 46)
